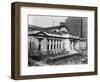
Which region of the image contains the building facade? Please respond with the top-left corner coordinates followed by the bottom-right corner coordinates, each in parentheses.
top-left (28, 24), bottom-right (87, 64)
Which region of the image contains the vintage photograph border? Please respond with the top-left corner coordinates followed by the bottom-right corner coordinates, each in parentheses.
top-left (11, 2), bottom-right (98, 80)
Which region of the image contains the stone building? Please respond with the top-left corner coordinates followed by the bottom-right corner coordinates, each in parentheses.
top-left (28, 23), bottom-right (87, 63)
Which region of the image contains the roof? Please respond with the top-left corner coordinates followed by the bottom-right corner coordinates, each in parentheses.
top-left (28, 25), bottom-right (84, 40)
top-left (28, 24), bottom-right (70, 35)
top-left (29, 31), bottom-right (69, 39)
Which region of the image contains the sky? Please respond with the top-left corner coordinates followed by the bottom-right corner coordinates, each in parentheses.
top-left (28, 15), bottom-right (68, 27)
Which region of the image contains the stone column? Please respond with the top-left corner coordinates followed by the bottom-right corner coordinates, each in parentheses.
top-left (60, 40), bottom-right (62, 49)
top-left (52, 39), bottom-right (54, 50)
top-left (61, 40), bottom-right (63, 52)
top-left (59, 40), bottom-right (60, 48)
top-left (70, 39), bottom-right (73, 50)
top-left (62, 40), bottom-right (65, 49)
top-left (55, 40), bottom-right (57, 50)
top-left (56, 40), bottom-right (58, 53)
top-left (47, 39), bottom-right (49, 51)
top-left (59, 40), bottom-right (61, 50)
top-left (72, 41), bottom-right (74, 51)
top-left (57, 40), bottom-right (58, 50)
top-left (77, 40), bottom-right (80, 50)
top-left (42, 38), bottom-right (47, 51)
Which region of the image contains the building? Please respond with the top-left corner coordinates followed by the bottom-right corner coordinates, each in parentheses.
top-left (28, 23), bottom-right (87, 65)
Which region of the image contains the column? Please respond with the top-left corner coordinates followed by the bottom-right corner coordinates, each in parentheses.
top-left (59, 40), bottom-right (61, 49)
top-left (58, 40), bottom-right (60, 52)
top-left (55, 40), bottom-right (57, 50)
top-left (72, 40), bottom-right (74, 51)
top-left (42, 38), bottom-right (47, 51)
top-left (61, 40), bottom-right (63, 52)
top-left (56, 40), bottom-right (58, 53)
top-left (77, 40), bottom-right (80, 50)
top-left (52, 39), bottom-right (54, 50)
top-left (59, 40), bottom-right (61, 52)
top-left (60, 40), bottom-right (62, 49)
top-left (62, 40), bottom-right (65, 49)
